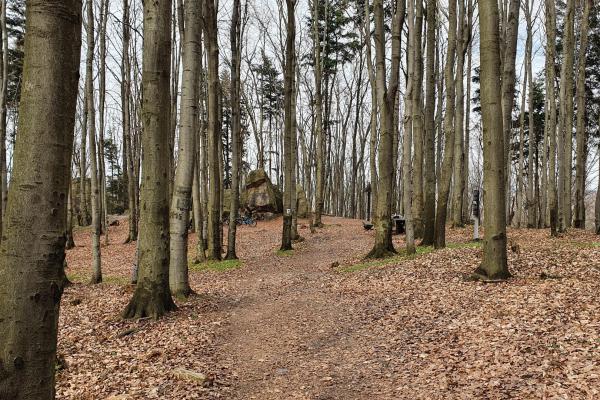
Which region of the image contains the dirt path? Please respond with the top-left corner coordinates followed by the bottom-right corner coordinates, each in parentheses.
top-left (58, 216), bottom-right (600, 399)
top-left (215, 218), bottom-right (375, 399)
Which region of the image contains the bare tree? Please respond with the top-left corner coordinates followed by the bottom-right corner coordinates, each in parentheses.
top-left (473, 0), bottom-right (509, 280)
top-left (122, 0), bottom-right (177, 319)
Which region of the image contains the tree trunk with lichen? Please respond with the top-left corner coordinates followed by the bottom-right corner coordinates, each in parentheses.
top-left (0, 1), bottom-right (82, 397)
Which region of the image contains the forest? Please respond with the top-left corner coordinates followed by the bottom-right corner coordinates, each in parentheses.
top-left (1, 0), bottom-right (600, 398)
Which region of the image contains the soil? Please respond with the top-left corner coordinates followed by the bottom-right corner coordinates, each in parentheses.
top-left (57, 216), bottom-right (600, 399)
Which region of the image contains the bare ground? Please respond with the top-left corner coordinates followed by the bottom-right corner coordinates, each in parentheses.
top-left (57, 216), bottom-right (600, 399)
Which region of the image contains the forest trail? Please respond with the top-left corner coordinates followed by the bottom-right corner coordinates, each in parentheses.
top-left (58, 216), bottom-right (600, 399)
top-left (216, 218), bottom-right (373, 399)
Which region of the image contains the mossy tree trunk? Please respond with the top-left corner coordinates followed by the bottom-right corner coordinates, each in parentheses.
top-left (122, 0), bottom-right (176, 319)
top-left (0, 1), bottom-right (82, 397)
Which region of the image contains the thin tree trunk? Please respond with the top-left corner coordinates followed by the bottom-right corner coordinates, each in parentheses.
top-left (500, 0), bottom-right (520, 224)
top-left (473, 0), bottom-right (509, 280)
top-left (557, 0), bottom-right (575, 232)
top-left (98, 0), bottom-right (109, 243)
top-left (411, 0), bottom-right (424, 239)
top-left (516, 61), bottom-right (528, 228)
top-left (434, 0), bottom-right (457, 249)
top-left (281, 0), bottom-right (296, 250)
top-left (421, 0), bottom-right (437, 246)
top-left (312, 0), bottom-right (325, 228)
top-left (367, 0), bottom-right (404, 258)
top-left (169, 0), bottom-right (202, 298)
top-left (203, 0), bottom-right (222, 260)
top-left (86, 0), bottom-right (102, 284)
top-left (122, 0), bottom-right (137, 243)
top-left (403, 0), bottom-right (416, 254)
top-left (122, 0), bottom-right (177, 319)
top-left (545, 0), bottom-right (558, 236)
top-left (0, 1), bottom-right (81, 397)
top-left (573, 0), bottom-right (591, 229)
top-left (0, 0), bottom-right (7, 238)
top-left (525, 0), bottom-right (537, 228)
top-left (227, 0), bottom-right (244, 258)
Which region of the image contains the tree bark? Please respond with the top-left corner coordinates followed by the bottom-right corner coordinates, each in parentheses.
top-left (411, 0), bottom-right (424, 239)
top-left (473, 0), bottom-right (509, 280)
top-left (281, 0), bottom-right (296, 250)
top-left (434, 0), bottom-right (457, 249)
top-left (0, 1), bottom-right (82, 397)
top-left (312, 0), bottom-right (325, 228)
top-left (545, 0), bottom-right (558, 236)
top-left (203, 0), bottom-right (222, 260)
top-left (500, 0), bottom-right (520, 223)
top-left (525, 0), bottom-right (537, 228)
top-left (573, 0), bottom-right (591, 229)
top-left (169, 0), bottom-right (202, 298)
top-left (86, 0), bottom-right (102, 284)
top-left (557, 0), bottom-right (575, 232)
top-left (421, 0), bottom-right (436, 246)
top-left (122, 0), bottom-right (177, 319)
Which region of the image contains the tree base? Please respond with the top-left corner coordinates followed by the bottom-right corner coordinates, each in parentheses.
top-left (122, 281), bottom-right (177, 319)
top-left (172, 286), bottom-right (195, 301)
top-left (470, 265), bottom-right (511, 282)
top-left (90, 274), bottom-right (102, 284)
top-left (366, 245), bottom-right (397, 260)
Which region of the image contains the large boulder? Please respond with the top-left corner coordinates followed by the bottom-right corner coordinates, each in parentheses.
top-left (296, 185), bottom-right (309, 218)
top-left (241, 169), bottom-right (282, 214)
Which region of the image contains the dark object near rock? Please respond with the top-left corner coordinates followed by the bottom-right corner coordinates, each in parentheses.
top-left (241, 169), bottom-right (282, 214)
top-left (363, 221), bottom-right (373, 230)
top-left (540, 272), bottom-right (562, 280)
top-left (392, 215), bottom-right (405, 235)
top-left (109, 219), bottom-right (120, 226)
top-left (330, 261), bottom-right (340, 269)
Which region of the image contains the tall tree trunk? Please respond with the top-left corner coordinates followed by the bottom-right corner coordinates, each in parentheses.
top-left (203, 0), bottom-right (222, 260)
top-left (98, 0), bottom-right (109, 242)
top-left (66, 183), bottom-right (76, 249)
top-left (0, 0), bottom-right (7, 238)
top-left (403, 0), bottom-right (416, 254)
top-left (312, 0), bottom-right (325, 228)
top-left (122, 0), bottom-right (137, 243)
top-left (86, 0), bottom-right (102, 284)
top-left (462, 15), bottom-right (473, 225)
top-left (500, 0), bottom-right (520, 223)
top-left (516, 62), bottom-right (528, 228)
top-left (169, 0), bottom-right (202, 298)
top-left (367, 0), bottom-right (404, 258)
top-left (596, 138), bottom-right (600, 234)
top-left (122, 0), bottom-right (177, 319)
top-left (573, 0), bottom-right (591, 229)
top-left (434, 0), bottom-right (457, 249)
top-left (281, 0), bottom-right (296, 250)
top-left (545, 0), bottom-right (558, 236)
top-left (411, 0), bottom-right (424, 239)
top-left (557, 0), bottom-right (575, 232)
top-left (227, 0), bottom-right (243, 258)
top-left (451, 0), bottom-right (467, 228)
top-left (525, 0), bottom-right (537, 228)
top-left (0, 1), bottom-right (81, 397)
top-left (473, 0), bottom-right (509, 280)
top-left (421, 0), bottom-right (436, 246)
top-left (79, 93), bottom-right (90, 226)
